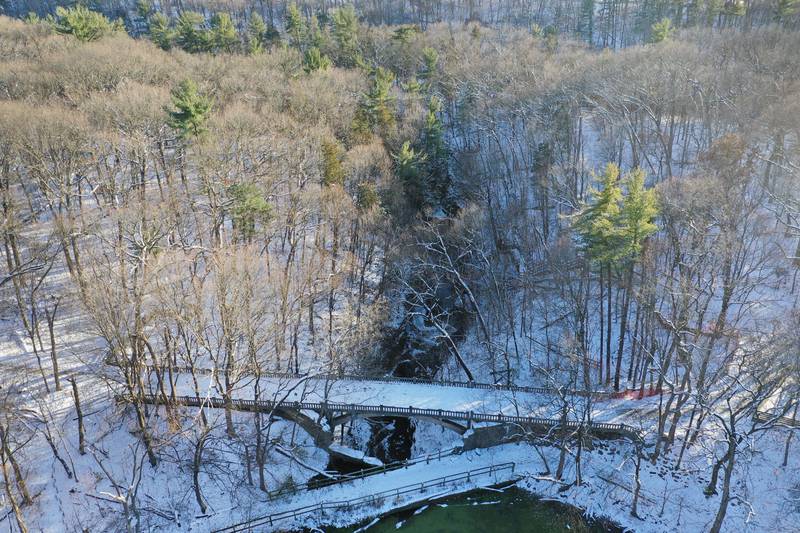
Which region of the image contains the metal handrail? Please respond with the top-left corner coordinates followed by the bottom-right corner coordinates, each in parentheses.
top-left (265, 446), bottom-right (462, 500)
top-left (212, 462), bottom-right (517, 532)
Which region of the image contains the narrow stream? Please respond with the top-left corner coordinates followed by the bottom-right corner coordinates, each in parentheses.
top-left (364, 284), bottom-right (469, 463)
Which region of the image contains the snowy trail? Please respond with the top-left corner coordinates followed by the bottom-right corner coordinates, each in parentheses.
top-left (200, 446), bottom-right (534, 532)
top-left (150, 370), bottom-right (562, 420)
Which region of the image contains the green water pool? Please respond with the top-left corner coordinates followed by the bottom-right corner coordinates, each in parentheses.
top-left (335, 486), bottom-right (619, 532)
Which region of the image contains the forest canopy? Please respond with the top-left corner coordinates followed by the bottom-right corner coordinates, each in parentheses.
top-left (1, 3), bottom-right (800, 532)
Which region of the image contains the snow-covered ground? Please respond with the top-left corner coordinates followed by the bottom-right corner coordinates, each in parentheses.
top-left (2, 221), bottom-right (799, 533)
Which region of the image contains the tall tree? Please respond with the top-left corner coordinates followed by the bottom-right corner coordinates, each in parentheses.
top-left (247, 13), bottom-right (267, 54)
top-left (175, 11), bottom-right (210, 53)
top-left (394, 141), bottom-right (426, 208)
top-left (167, 80), bottom-right (212, 139)
top-left (331, 5), bottom-right (360, 67)
top-left (228, 183), bottom-right (272, 243)
top-left (210, 12), bottom-right (239, 53)
top-left (574, 163), bottom-right (623, 384)
top-left (419, 46), bottom-right (439, 89)
top-left (579, 0), bottom-right (594, 43)
top-left (285, 2), bottom-right (305, 49)
top-left (359, 67), bottom-right (396, 135)
top-left (320, 139), bottom-right (345, 187)
top-left (574, 163), bottom-right (624, 265)
top-left (612, 168), bottom-right (658, 390)
top-left (422, 96), bottom-right (449, 206)
top-left (149, 12), bottom-right (173, 50)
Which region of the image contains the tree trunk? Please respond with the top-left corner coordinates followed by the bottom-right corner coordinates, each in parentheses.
top-left (193, 432), bottom-right (208, 514)
top-left (0, 423), bottom-right (31, 506)
top-left (709, 438), bottom-right (736, 533)
top-left (70, 377), bottom-right (86, 455)
top-left (631, 448), bottom-right (642, 517)
top-left (605, 264), bottom-right (612, 385)
top-left (614, 264), bottom-right (634, 391)
top-left (783, 402), bottom-right (799, 467)
top-left (0, 439), bottom-right (28, 533)
top-left (555, 400), bottom-right (569, 480)
top-left (45, 299), bottom-right (61, 391)
top-left (598, 267), bottom-right (604, 384)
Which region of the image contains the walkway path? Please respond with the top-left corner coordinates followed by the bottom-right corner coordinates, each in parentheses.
top-left (135, 393), bottom-right (641, 440)
top-left (143, 365), bottom-right (648, 429)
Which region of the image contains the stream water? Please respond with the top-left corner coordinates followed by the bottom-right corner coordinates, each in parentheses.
top-left (333, 486), bottom-right (620, 532)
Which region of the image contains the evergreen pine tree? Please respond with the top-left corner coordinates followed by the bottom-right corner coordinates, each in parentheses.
top-left (574, 162), bottom-right (624, 264)
top-left (167, 79), bottom-right (213, 139)
top-left (612, 167), bottom-right (658, 390)
top-left (392, 25), bottom-right (418, 44)
top-left (54, 5), bottom-right (119, 42)
top-left (422, 96), bottom-right (450, 207)
top-left (175, 11), bottom-right (210, 53)
top-left (365, 67), bottom-right (396, 131)
top-left (579, 0), bottom-right (594, 43)
top-left (723, 0), bottom-right (747, 17)
top-left (394, 141), bottom-right (426, 207)
top-left (402, 79), bottom-right (423, 95)
top-left (423, 96), bottom-right (445, 160)
top-left (419, 47), bottom-right (438, 89)
top-left (705, 0), bottom-right (725, 25)
top-left (308, 15), bottom-right (326, 49)
top-left (136, 0), bottom-right (152, 20)
top-left (285, 3), bottom-right (306, 49)
top-left (135, 0), bottom-right (152, 32)
top-left (617, 168), bottom-right (658, 261)
top-left (303, 47), bottom-right (332, 73)
top-left (331, 5), bottom-right (359, 67)
top-left (149, 12), bottom-right (173, 50)
top-left (543, 25), bottom-right (559, 53)
top-left (649, 17), bottom-right (674, 43)
top-left (228, 183), bottom-right (271, 242)
top-left (320, 139), bottom-right (345, 186)
top-left (247, 13), bottom-right (268, 54)
top-left (356, 182), bottom-right (379, 212)
top-left (210, 12), bottom-right (238, 53)
top-left (775, 0), bottom-right (799, 22)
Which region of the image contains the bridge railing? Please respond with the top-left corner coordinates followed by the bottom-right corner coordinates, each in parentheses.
top-left (754, 410), bottom-right (800, 427)
top-left (211, 462), bottom-right (517, 532)
top-left (134, 362), bottom-right (622, 399)
top-left (265, 446), bottom-right (462, 500)
top-left (127, 393), bottom-right (642, 441)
